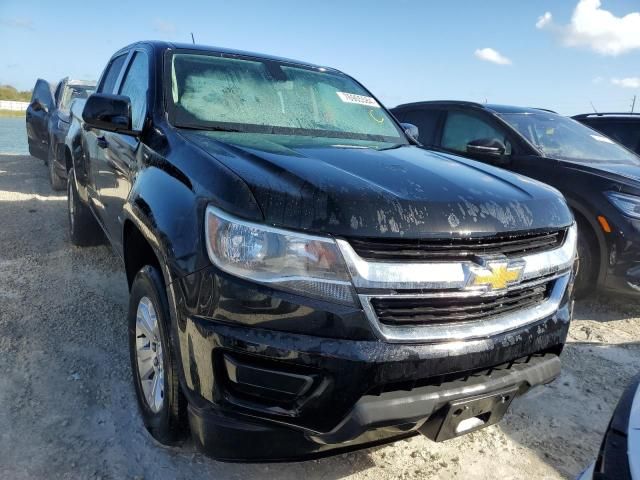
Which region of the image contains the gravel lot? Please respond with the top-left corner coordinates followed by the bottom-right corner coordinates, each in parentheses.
top-left (0, 153), bottom-right (639, 480)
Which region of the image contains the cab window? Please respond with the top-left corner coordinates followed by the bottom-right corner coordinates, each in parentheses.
top-left (99, 54), bottom-right (127, 94)
top-left (442, 111), bottom-right (512, 154)
top-left (54, 81), bottom-right (64, 107)
top-left (591, 121), bottom-right (640, 154)
top-left (118, 52), bottom-right (149, 131)
top-left (394, 108), bottom-right (443, 146)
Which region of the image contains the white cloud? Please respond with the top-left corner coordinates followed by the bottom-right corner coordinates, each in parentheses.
top-left (612, 77), bottom-right (640, 88)
top-left (474, 48), bottom-right (512, 66)
top-left (536, 12), bottom-right (553, 29)
top-left (152, 18), bottom-right (176, 35)
top-left (537, 0), bottom-right (640, 56)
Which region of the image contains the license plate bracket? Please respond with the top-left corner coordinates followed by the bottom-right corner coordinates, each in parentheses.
top-left (420, 386), bottom-right (519, 442)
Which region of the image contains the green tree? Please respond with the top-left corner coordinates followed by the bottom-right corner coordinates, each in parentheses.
top-left (0, 85), bottom-right (32, 102)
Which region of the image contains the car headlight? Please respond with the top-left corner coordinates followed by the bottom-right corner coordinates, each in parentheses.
top-left (57, 118), bottom-right (67, 130)
top-left (205, 205), bottom-right (356, 305)
top-left (606, 191), bottom-right (640, 219)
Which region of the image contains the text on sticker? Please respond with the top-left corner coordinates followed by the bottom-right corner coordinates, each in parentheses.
top-left (336, 92), bottom-right (380, 108)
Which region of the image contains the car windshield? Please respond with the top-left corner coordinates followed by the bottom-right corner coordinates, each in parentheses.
top-left (60, 85), bottom-right (94, 112)
top-left (499, 112), bottom-right (640, 164)
top-left (168, 52), bottom-right (407, 143)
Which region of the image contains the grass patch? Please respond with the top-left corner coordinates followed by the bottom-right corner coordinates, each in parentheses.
top-left (0, 109), bottom-right (26, 117)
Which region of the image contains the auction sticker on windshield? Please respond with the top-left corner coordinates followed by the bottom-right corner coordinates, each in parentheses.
top-left (337, 92), bottom-right (380, 108)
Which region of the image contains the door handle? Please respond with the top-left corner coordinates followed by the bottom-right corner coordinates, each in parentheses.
top-left (96, 136), bottom-right (108, 149)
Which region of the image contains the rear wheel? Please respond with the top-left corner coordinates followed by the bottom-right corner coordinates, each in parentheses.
top-left (48, 143), bottom-right (66, 191)
top-left (129, 266), bottom-right (187, 444)
top-left (67, 168), bottom-right (103, 246)
top-left (574, 218), bottom-right (598, 299)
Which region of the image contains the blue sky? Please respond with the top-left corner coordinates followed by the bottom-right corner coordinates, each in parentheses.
top-left (1, 0), bottom-right (639, 115)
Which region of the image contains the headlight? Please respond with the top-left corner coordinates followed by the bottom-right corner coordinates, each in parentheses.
top-left (57, 118), bottom-right (67, 130)
top-left (606, 191), bottom-right (640, 219)
top-left (205, 206), bottom-right (356, 305)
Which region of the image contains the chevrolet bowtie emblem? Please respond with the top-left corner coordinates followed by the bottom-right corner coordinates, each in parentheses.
top-left (469, 261), bottom-right (524, 290)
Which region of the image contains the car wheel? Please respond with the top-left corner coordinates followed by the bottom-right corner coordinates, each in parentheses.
top-left (129, 265), bottom-right (188, 444)
top-left (48, 144), bottom-right (66, 191)
top-left (67, 168), bottom-right (103, 246)
top-left (574, 219), bottom-right (598, 299)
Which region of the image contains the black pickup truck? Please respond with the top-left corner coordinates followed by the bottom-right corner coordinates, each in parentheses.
top-left (65, 41), bottom-right (577, 461)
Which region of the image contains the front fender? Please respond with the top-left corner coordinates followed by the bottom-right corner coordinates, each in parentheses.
top-left (123, 162), bottom-right (203, 285)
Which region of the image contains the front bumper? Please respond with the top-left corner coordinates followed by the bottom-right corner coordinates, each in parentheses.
top-left (171, 269), bottom-right (572, 461)
top-left (187, 351), bottom-right (561, 461)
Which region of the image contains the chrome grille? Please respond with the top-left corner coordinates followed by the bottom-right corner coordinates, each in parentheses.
top-left (336, 224), bottom-right (577, 343)
top-left (347, 229), bottom-right (567, 261)
top-left (371, 281), bottom-right (551, 326)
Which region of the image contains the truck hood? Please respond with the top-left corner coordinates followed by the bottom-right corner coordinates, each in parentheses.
top-left (183, 131), bottom-right (573, 238)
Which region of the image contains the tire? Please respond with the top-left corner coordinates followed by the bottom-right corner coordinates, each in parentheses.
top-left (574, 218), bottom-right (598, 299)
top-left (129, 265), bottom-right (188, 444)
top-left (48, 143), bottom-right (66, 191)
top-left (67, 168), bottom-right (103, 246)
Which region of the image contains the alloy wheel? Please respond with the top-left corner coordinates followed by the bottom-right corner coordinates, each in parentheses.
top-left (135, 296), bottom-right (165, 413)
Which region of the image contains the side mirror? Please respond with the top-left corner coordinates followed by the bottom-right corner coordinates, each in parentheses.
top-left (82, 93), bottom-right (138, 135)
top-left (401, 122), bottom-right (420, 142)
top-left (466, 138), bottom-right (511, 165)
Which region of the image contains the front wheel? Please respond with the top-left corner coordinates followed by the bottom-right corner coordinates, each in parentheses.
top-left (67, 168), bottom-right (103, 246)
top-left (48, 143), bottom-right (66, 191)
top-left (129, 266), bottom-right (188, 444)
top-left (574, 219), bottom-right (598, 299)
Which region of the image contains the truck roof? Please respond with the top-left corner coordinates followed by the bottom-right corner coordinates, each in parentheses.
top-left (117, 40), bottom-right (333, 72)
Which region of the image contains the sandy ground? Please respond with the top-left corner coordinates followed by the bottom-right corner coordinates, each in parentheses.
top-left (0, 153), bottom-right (638, 480)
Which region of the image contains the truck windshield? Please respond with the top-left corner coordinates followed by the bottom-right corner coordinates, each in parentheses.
top-left (60, 85), bottom-right (94, 113)
top-left (499, 112), bottom-right (640, 164)
top-left (168, 52), bottom-right (407, 143)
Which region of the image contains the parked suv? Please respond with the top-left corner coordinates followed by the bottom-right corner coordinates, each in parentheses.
top-left (25, 77), bottom-right (95, 189)
top-left (66, 42), bottom-right (576, 460)
top-left (573, 113), bottom-right (640, 155)
top-left (392, 101), bottom-right (640, 297)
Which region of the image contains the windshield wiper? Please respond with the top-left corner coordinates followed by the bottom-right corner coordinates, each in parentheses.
top-left (203, 125), bottom-right (243, 133)
top-left (378, 143), bottom-right (407, 151)
top-left (177, 122), bottom-right (244, 133)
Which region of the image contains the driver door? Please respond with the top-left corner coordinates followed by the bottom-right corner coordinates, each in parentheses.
top-left (25, 79), bottom-right (54, 160)
top-left (83, 53), bottom-right (129, 225)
